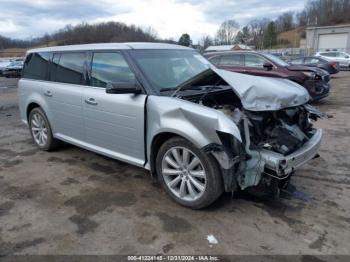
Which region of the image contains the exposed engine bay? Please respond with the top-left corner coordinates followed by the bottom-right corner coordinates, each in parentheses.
top-left (176, 78), bottom-right (324, 197)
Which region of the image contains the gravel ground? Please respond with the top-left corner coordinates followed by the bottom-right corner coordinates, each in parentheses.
top-left (0, 73), bottom-right (349, 257)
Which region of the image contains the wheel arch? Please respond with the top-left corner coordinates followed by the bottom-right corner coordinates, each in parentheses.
top-left (26, 102), bottom-right (41, 121)
top-left (149, 132), bottom-right (198, 176)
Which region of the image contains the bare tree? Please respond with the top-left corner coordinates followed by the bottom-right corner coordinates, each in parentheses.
top-left (200, 35), bottom-right (214, 50)
top-left (276, 12), bottom-right (295, 32)
top-left (215, 19), bottom-right (240, 45)
top-left (249, 18), bottom-right (270, 50)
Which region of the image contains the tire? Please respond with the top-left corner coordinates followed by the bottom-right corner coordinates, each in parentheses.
top-left (28, 107), bottom-right (60, 151)
top-left (156, 137), bottom-right (223, 209)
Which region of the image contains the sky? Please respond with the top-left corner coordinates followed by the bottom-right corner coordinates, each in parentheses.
top-left (0, 0), bottom-right (308, 42)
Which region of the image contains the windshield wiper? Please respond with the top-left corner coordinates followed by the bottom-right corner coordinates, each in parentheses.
top-left (159, 87), bottom-right (176, 92)
top-left (171, 68), bottom-right (213, 97)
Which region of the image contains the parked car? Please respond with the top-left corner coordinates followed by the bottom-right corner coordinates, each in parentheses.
top-left (0, 60), bottom-right (12, 76)
top-left (315, 51), bottom-right (350, 68)
top-left (2, 60), bottom-right (23, 78)
top-left (204, 51), bottom-right (331, 101)
top-left (19, 43), bottom-right (323, 209)
top-left (289, 56), bottom-right (340, 75)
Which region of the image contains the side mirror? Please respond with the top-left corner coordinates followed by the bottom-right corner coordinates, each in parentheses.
top-left (106, 81), bottom-right (142, 94)
top-left (263, 62), bottom-right (273, 71)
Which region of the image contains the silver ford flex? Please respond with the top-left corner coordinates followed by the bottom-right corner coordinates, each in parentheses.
top-left (18, 43), bottom-right (323, 209)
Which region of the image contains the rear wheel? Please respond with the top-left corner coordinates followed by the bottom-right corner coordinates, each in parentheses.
top-left (156, 137), bottom-right (223, 209)
top-left (29, 107), bottom-right (60, 151)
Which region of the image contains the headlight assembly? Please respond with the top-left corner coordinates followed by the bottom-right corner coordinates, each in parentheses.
top-left (302, 71), bottom-right (316, 79)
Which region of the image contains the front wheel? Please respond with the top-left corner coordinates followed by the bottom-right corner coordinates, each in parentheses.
top-left (156, 137), bottom-right (223, 209)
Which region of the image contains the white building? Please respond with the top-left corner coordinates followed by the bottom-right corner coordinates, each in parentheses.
top-left (306, 24), bottom-right (350, 53)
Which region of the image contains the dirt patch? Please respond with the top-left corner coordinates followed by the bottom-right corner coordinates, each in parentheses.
top-left (18, 149), bottom-right (39, 157)
top-left (8, 223), bottom-right (32, 232)
top-left (0, 201), bottom-right (15, 216)
top-left (2, 185), bottom-right (41, 201)
top-left (308, 231), bottom-right (328, 251)
top-left (0, 238), bottom-right (45, 256)
top-left (2, 159), bottom-right (23, 168)
top-left (47, 157), bottom-right (78, 165)
top-left (69, 215), bottom-right (98, 235)
top-left (162, 243), bottom-right (174, 253)
top-left (60, 177), bottom-right (80, 186)
top-left (64, 189), bottom-right (137, 217)
top-left (0, 149), bottom-right (17, 158)
top-left (155, 212), bottom-right (193, 233)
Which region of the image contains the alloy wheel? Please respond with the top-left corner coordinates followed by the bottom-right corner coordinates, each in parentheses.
top-left (161, 146), bottom-right (207, 202)
top-left (31, 113), bottom-right (48, 147)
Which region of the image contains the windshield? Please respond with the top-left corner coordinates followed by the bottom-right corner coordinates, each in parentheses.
top-left (130, 50), bottom-right (210, 92)
top-left (264, 53), bottom-right (290, 66)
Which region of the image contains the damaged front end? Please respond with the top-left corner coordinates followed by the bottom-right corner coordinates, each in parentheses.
top-left (174, 68), bottom-right (324, 198)
top-left (237, 105), bottom-right (322, 196)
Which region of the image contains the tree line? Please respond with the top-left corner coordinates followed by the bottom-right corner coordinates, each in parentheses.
top-left (198, 0), bottom-right (350, 50)
top-left (1, 0), bottom-right (350, 51)
top-left (0, 22), bottom-right (158, 50)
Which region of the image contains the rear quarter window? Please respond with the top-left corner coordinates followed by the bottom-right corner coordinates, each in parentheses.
top-left (22, 52), bottom-right (50, 80)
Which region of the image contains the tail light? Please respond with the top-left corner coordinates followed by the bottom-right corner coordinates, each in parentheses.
top-left (331, 63), bottom-right (337, 69)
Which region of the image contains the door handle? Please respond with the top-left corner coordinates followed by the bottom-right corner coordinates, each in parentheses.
top-left (85, 98), bottom-right (98, 105)
top-left (44, 90), bottom-right (52, 97)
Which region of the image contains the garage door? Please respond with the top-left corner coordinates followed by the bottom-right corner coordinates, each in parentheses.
top-left (318, 33), bottom-right (348, 50)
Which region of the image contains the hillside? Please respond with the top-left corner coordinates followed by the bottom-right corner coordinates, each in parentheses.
top-left (276, 27), bottom-right (305, 48)
top-left (0, 22), bottom-right (157, 58)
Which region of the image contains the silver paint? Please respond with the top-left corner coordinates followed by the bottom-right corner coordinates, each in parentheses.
top-left (212, 67), bottom-right (310, 111)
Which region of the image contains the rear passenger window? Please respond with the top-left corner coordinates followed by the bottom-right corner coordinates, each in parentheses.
top-left (305, 58), bottom-right (319, 64)
top-left (22, 52), bottom-right (50, 80)
top-left (321, 52), bottom-right (336, 57)
top-left (91, 52), bottom-right (135, 88)
top-left (52, 53), bottom-right (86, 85)
top-left (220, 54), bottom-right (241, 66)
top-left (290, 58), bottom-right (304, 65)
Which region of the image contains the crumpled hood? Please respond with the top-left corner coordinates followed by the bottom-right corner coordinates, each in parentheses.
top-left (212, 67), bottom-right (310, 111)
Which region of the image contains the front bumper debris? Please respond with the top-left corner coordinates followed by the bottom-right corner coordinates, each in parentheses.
top-left (258, 128), bottom-right (322, 177)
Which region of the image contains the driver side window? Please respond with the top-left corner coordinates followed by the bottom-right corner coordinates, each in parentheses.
top-left (244, 54), bottom-right (267, 68)
top-left (91, 52), bottom-right (136, 88)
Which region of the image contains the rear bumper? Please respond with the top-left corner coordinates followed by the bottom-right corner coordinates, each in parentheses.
top-left (258, 129), bottom-right (322, 176)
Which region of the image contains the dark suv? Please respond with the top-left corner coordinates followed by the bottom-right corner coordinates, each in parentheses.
top-left (204, 51), bottom-right (331, 101)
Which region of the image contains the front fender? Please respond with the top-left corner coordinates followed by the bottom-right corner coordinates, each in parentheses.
top-left (146, 95), bottom-right (242, 164)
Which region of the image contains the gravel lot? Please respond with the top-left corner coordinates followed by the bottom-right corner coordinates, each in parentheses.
top-left (0, 73), bottom-right (349, 256)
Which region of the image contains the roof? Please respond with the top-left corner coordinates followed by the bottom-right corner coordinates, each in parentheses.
top-left (306, 24), bottom-right (350, 30)
top-left (203, 50), bottom-right (256, 57)
top-left (205, 44), bottom-right (252, 52)
top-left (27, 42), bottom-right (192, 53)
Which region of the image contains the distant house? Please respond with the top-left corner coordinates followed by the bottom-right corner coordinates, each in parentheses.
top-left (205, 44), bottom-right (253, 52)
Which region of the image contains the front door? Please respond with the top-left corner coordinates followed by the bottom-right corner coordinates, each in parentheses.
top-left (242, 54), bottom-right (278, 78)
top-left (83, 51), bottom-right (146, 167)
